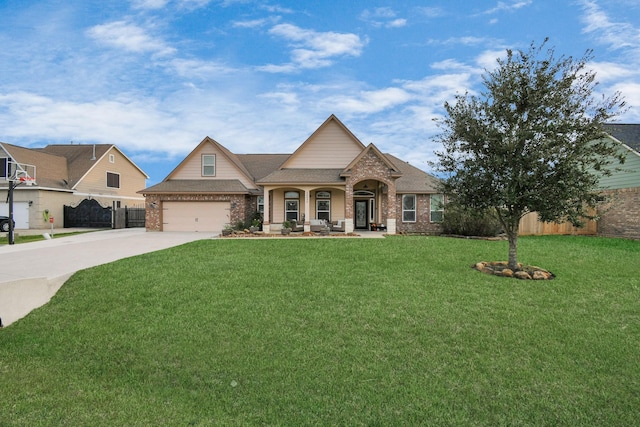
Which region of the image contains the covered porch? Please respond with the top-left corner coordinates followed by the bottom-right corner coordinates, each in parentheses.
top-left (260, 178), bottom-right (396, 234)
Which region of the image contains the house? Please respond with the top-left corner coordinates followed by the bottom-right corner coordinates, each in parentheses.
top-left (596, 124), bottom-right (640, 239)
top-left (1, 143), bottom-right (148, 230)
top-left (140, 115), bottom-right (443, 234)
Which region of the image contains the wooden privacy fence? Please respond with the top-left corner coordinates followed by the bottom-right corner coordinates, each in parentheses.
top-left (519, 211), bottom-right (597, 236)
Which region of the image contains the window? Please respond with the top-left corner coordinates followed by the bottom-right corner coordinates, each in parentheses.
top-left (257, 196), bottom-right (264, 215)
top-left (317, 200), bottom-right (330, 221)
top-left (430, 194), bottom-right (444, 222)
top-left (106, 172), bottom-right (120, 189)
top-left (316, 191), bottom-right (331, 221)
top-left (109, 154), bottom-right (115, 163)
top-left (285, 191), bottom-right (299, 221)
top-left (402, 194), bottom-right (416, 222)
top-left (202, 154), bottom-right (215, 176)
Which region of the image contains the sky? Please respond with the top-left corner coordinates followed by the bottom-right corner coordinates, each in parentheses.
top-left (1, 0), bottom-right (639, 185)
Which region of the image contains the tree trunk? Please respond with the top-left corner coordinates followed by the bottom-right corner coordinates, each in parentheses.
top-left (507, 226), bottom-right (518, 270)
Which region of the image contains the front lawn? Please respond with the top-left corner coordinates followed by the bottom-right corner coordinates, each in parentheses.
top-left (1, 236), bottom-right (638, 425)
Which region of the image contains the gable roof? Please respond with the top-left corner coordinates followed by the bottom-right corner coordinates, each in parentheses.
top-left (602, 124), bottom-right (640, 155)
top-left (0, 142), bottom-right (70, 189)
top-left (165, 136), bottom-right (256, 183)
top-left (340, 143), bottom-right (402, 178)
top-left (142, 114), bottom-right (440, 194)
top-left (1, 142), bottom-right (148, 190)
top-left (279, 114), bottom-right (366, 169)
top-left (39, 144), bottom-right (149, 188)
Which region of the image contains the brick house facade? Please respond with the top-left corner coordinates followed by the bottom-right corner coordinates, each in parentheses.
top-left (141, 115), bottom-right (442, 234)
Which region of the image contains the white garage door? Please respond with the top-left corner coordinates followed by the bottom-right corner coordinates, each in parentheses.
top-left (163, 201), bottom-right (230, 232)
top-left (0, 202), bottom-right (29, 229)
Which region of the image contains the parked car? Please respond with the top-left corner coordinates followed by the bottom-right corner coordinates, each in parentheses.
top-left (1, 216), bottom-right (15, 232)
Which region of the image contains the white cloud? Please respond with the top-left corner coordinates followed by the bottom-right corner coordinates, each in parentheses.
top-left (0, 91), bottom-right (189, 155)
top-left (169, 58), bottom-right (237, 78)
top-left (322, 87), bottom-right (412, 114)
top-left (579, 0), bottom-right (640, 53)
top-left (415, 7), bottom-right (445, 19)
top-left (428, 36), bottom-right (500, 47)
top-left (232, 18), bottom-right (274, 28)
top-left (360, 7), bottom-right (407, 28)
top-left (475, 49), bottom-right (508, 71)
top-left (262, 24), bottom-right (365, 72)
top-left (86, 20), bottom-right (176, 56)
top-left (130, 0), bottom-right (169, 10)
top-left (481, 0), bottom-right (533, 15)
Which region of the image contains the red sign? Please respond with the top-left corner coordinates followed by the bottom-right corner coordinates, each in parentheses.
top-left (49, 217), bottom-right (54, 224)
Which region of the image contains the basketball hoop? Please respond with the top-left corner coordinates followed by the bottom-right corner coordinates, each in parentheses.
top-left (19, 176), bottom-right (36, 186)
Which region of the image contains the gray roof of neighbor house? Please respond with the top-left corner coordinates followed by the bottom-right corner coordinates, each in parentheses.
top-left (603, 124), bottom-right (640, 153)
top-left (38, 144), bottom-right (114, 187)
top-left (0, 142), bottom-right (71, 190)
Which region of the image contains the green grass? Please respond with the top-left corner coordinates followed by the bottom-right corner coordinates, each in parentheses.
top-left (1, 236), bottom-right (638, 426)
top-left (0, 231), bottom-right (94, 245)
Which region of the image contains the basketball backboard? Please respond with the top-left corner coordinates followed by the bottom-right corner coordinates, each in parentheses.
top-left (1, 158), bottom-right (37, 186)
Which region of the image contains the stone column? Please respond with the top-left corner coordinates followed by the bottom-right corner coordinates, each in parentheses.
top-left (345, 181), bottom-right (354, 233)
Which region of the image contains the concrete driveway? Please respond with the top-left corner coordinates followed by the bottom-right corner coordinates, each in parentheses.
top-left (0, 228), bottom-right (213, 327)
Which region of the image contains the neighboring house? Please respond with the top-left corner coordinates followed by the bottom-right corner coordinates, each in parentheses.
top-left (1, 143), bottom-right (148, 229)
top-left (596, 124), bottom-right (640, 239)
top-left (141, 115), bottom-right (443, 234)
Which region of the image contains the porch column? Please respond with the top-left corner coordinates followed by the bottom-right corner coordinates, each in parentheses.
top-left (345, 182), bottom-right (354, 233)
top-left (386, 183), bottom-right (397, 234)
top-left (263, 187), bottom-right (271, 233)
top-left (304, 189), bottom-right (310, 232)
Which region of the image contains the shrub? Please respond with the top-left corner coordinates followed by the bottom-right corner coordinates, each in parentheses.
top-left (442, 204), bottom-right (502, 237)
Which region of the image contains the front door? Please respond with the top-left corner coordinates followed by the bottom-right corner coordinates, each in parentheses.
top-left (355, 200), bottom-right (368, 229)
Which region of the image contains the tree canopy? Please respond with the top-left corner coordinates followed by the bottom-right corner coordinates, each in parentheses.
top-left (433, 39), bottom-right (626, 270)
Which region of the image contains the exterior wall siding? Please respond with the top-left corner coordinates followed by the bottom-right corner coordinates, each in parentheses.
top-left (597, 187), bottom-right (640, 239)
top-left (285, 121), bottom-right (364, 169)
top-left (74, 148), bottom-right (147, 198)
top-left (171, 143), bottom-right (256, 189)
top-left (598, 145), bottom-right (640, 190)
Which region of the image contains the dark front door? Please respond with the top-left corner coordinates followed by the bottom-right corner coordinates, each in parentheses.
top-left (355, 200), bottom-right (368, 229)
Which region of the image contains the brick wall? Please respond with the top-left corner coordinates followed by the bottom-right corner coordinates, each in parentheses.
top-left (144, 193), bottom-right (249, 231)
top-left (395, 194), bottom-right (443, 235)
top-left (345, 150), bottom-right (397, 221)
top-left (597, 187), bottom-right (640, 239)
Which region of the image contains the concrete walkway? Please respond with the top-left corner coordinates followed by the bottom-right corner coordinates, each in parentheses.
top-left (0, 228), bottom-right (213, 327)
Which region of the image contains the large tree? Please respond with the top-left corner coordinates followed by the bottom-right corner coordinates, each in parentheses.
top-left (433, 39), bottom-right (626, 270)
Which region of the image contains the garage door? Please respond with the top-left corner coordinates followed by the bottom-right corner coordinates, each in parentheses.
top-left (0, 202), bottom-right (29, 229)
top-left (163, 201), bottom-right (230, 232)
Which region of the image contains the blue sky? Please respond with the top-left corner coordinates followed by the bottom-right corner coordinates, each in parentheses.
top-left (1, 0), bottom-right (639, 185)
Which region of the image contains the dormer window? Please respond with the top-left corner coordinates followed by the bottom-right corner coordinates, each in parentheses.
top-left (202, 154), bottom-right (215, 176)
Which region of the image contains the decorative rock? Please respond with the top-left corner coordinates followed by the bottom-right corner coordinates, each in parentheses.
top-left (514, 271), bottom-right (532, 280)
top-left (532, 270), bottom-right (549, 280)
top-left (501, 268), bottom-right (514, 277)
